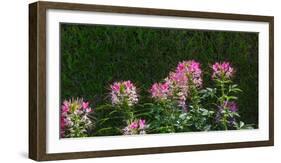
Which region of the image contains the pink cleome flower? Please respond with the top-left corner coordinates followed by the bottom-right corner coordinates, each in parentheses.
top-left (138, 119), bottom-right (146, 129)
top-left (175, 60), bottom-right (202, 88)
top-left (60, 98), bottom-right (93, 138)
top-left (224, 101), bottom-right (238, 112)
top-left (110, 80), bottom-right (138, 106)
top-left (82, 101), bottom-right (89, 109)
top-left (129, 121), bottom-right (138, 129)
top-left (212, 62), bottom-right (234, 79)
top-left (123, 119), bottom-right (147, 135)
top-left (150, 82), bottom-right (170, 101)
top-left (150, 60), bottom-right (203, 111)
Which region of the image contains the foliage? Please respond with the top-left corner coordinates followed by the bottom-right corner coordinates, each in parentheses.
top-left (61, 24), bottom-right (258, 126)
top-left (61, 61), bottom-right (253, 138)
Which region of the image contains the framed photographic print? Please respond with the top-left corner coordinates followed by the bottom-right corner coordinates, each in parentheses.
top-left (29, 1), bottom-right (274, 161)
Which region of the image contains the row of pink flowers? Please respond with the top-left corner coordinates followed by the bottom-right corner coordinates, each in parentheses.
top-left (150, 61), bottom-right (234, 111)
top-left (60, 61), bottom-right (235, 137)
top-left (109, 61), bottom-right (234, 109)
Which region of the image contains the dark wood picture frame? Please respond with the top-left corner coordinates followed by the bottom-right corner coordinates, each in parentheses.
top-left (29, 1), bottom-right (274, 161)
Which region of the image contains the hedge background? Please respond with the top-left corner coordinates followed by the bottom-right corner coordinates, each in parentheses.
top-left (60, 24), bottom-right (258, 126)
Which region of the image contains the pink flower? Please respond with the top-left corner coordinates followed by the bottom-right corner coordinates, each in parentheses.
top-left (153, 60), bottom-right (202, 111)
top-left (124, 80), bottom-right (133, 89)
top-left (61, 100), bottom-right (70, 113)
top-left (60, 98), bottom-right (93, 138)
top-left (60, 117), bottom-right (66, 129)
top-left (212, 62), bottom-right (234, 79)
top-left (212, 63), bottom-right (220, 72)
top-left (224, 101), bottom-right (238, 112)
top-left (82, 101), bottom-right (89, 109)
top-left (189, 61), bottom-right (201, 72)
top-left (110, 80), bottom-right (138, 106)
top-left (61, 104), bottom-right (69, 113)
top-left (139, 119), bottom-right (146, 129)
top-left (63, 100), bottom-right (70, 108)
top-left (168, 71), bottom-right (188, 86)
top-left (129, 121), bottom-right (138, 129)
top-left (150, 82), bottom-right (170, 101)
top-left (123, 119), bottom-right (148, 135)
top-left (178, 94), bottom-right (187, 111)
top-left (111, 82), bottom-right (120, 92)
top-left (174, 60), bottom-right (202, 88)
top-left (176, 63), bottom-right (185, 72)
top-left (60, 119), bottom-right (66, 137)
top-left (85, 108), bottom-right (92, 113)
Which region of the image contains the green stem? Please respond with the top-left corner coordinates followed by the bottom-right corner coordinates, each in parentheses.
top-left (222, 111), bottom-right (228, 130)
top-left (220, 82), bottom-right (225, 105)
top-left (123, 105), bottom-right (134, 122)
top-left (191, 85), bottom-right (200, 110)
top-left (220, 79), bottom-right (228, 130)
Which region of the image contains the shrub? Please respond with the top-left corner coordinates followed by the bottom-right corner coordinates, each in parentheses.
top-left (60, 61), bottom-right (253, 138)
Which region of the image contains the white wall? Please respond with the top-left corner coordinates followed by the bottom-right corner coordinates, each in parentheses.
top-left (0, 0), bottom-right (279, 162)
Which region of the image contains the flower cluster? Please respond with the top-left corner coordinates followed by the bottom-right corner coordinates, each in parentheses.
top-left (215, 101), bottom-right (239, 126)
top-left (175, 60), bottom-right (202, 87)
top-left (122, 119), bottom-right (148, 135)
top-left (212, 62), bottom-right (234, 79)
top-left (60, 98), bottom-right (93, 138)
top-left (224, 101), bottom-right (238, 112)
top-left (150, 60), bottom-right (202, 111)
top-left (150, 82), bottom-right (170, 101)
top-left (110, 80), bottom-right (138, 106)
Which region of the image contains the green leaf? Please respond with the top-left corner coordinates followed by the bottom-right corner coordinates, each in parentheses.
top-left (227, 96), bottom-right (238, 100)
top-left (97, 118), bottom-right (110, 125)
top-left (96, 127), bottom-right (114, 134)
top-left (95, 104), bottom-right (114, 111)
top-left (134, 112), bottom-right (152, 118)
top-left (109, 110), bottom-right (119, 115)
top-left (239, 121), bottom-right (245, 128)
top-left (179, 113), bottom-right (188, 120)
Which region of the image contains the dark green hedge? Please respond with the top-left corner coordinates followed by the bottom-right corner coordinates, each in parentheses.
top-left (60, 24), bottom-right (258, 126)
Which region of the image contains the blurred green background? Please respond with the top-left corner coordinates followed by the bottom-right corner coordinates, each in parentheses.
top-left (60, 23), bottom-right (258, 126)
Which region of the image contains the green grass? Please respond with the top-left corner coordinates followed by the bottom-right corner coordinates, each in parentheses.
top-left (60, 23), bottom-right (258, 126)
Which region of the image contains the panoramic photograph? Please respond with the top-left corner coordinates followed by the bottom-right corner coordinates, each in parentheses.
top-left (59, 23), bottom-right (258, 138)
